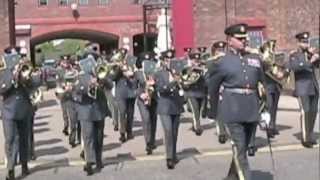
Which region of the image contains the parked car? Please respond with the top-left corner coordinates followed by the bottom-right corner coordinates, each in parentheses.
top-left (42, 59), bottom-right (57, 89)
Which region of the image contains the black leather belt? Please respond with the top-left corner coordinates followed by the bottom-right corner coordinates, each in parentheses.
top-left (224, 88), bottom-right (256, 95)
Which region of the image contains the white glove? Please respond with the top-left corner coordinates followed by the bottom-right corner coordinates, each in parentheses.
top-left (260, 111), bottom-right (271, 128)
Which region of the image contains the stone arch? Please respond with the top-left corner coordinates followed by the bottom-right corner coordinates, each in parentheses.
top-left (30, 29), bottom-right (120, 63)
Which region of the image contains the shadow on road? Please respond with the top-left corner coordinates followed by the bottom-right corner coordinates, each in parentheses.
top-left (34, 121), bottom-right (49, 127)
top-left (35, 138), bottom-right (62, 147)
top-left (278, 107), bottom-right (300, 112)
top-left (15, 159), bottom-right (70, 180)
top-left (103, 142), bottom-right (121, 151)
top-left (34, 127), bottom-right (50, 134)
top-left (276, 124), bottom-right (292, 131)
top-left (36, 146), bottom-right (69, 157)
top-left (35, 114), bottom-right (52, 121)
top-left (38, 99), bottom-right (58, 109)
top-left (293, 132), bottom-right (320, 141)
top-left (252, 170), bottom-right (274, 180)
top-left (178, 147), bottom-right (201, 161)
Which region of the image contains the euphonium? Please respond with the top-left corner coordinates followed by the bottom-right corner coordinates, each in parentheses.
top-left (260, 41), bottom-right (290, 85)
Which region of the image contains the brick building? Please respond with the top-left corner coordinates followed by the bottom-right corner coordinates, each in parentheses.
top-left (0, 0), bottom-right (319, 58)
top-left (0, 1), bottom-right (9, 52)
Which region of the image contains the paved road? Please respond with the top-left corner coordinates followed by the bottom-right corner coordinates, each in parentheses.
top-left (0, 147), bottom-right (318, 180)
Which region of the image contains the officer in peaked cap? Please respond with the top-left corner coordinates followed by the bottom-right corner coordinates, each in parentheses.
top-left (197, 47), bottom-right (207, 54)
top-left (206, 23), bottom-right (269, 180)
top-left (288, 31), bottom-right (319, 148)
top-left (184, 47), bottom-right (192, 53)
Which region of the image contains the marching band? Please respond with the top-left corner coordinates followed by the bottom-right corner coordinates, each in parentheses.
top-left (0, 23), bottom-right (319, 180)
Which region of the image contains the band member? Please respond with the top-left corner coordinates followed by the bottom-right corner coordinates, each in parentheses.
top-left (135, 52), bottom-right (158, 155)
top-left (56, 56), bottom-right (72, 136)
top-left (207, 24), bottom-right (268, 180)
top-left (104, 49), bottom-right (119, 131)
top-left (205, 41), bottom-right (228, 144)
top-left (0, 50), bottom-right (42, 180)
top-left (288, 32), bottom-right (319, 148)
top-left (260, 40), bottom-right (283, 138)
top-left (182, 52), bottom-right (206, 136)
top-left (114, 48), bottom-right (137, 143)
top-left (73, 59), bottom-right (110, 176)
top-left (154, 50), bottom-right (184, 169)
top-left (56, 58), bottom-right (79, 147)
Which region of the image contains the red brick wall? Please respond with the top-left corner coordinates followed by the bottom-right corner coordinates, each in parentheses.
top-left (0, 0), bottom-right (9, 52)
top-left (194, 0), bottom-right (320, 50)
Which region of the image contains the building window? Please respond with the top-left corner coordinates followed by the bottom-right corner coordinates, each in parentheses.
top-left (59, 0), bottom-right (68, 6)
top-left (39, 0), bottom-right (48, 6)
top-left (79, 0), bottom-right (89, 5)
top-left (99, 0), bottom-right (110, 5)
top-left (248, 30), bottom-right (264, 49)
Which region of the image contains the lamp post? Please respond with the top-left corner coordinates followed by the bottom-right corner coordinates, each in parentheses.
top-left (8, 0), bottom-right (16, 47)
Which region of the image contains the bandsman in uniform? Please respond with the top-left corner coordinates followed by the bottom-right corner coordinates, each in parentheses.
top-left (154, 49), bottom-right (184, 169)
top-left (259, 40), bottom-right (284, 138)
top-left (288, 32), bottom-right (319, 148)
top-left (56, 55), bottom-right (72, 136)
top-left (73, 57), bottom-right (110, 175)
top-left (104, 50), bottom-right (119, 131)
top-left (0, 49), bottom-right (42, 180)
top-left (205, 41), bottom-right (228, 144)
top-left (135, 52), bottom-right (158, 155)
top-left (182, 52), bottom-right (206, 136)
top-left (206, 24), bottom-right (268, 180)
top-left (114, 48), bottom-right (137, 143)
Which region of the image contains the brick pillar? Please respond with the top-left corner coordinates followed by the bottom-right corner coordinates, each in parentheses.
top-left (0, 0), bottom-right (10, 52)
top-left (172, 0), bottom-right (194, 57)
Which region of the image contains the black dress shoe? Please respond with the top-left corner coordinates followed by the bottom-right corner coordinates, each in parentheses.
top-left (96, 162), bottom-right (104, 172)
top-left (80, 150), bottom-right (85, 160)
top-left (21, 164), bottom-right (30, 176)
top-left (5, 170), bottom-right (14, 180)
top-left (127, 133), bottom-right (134, 140)
top-left (119, 133), bottom-right (127, 143)
top-left (273, 129), bottom-right (280, 135)
top-left (218, 135), bottom-right (227, 144)
top-left (267, 130), bottom-right (275, 139)
top-left (83, 163), bottom-right (94, 176)
top-left (149, 144), bottom-right (157, 150)
top-left (146, 146), bottom-right (153, 155)
top-left (302, 142), bottom-right (313, 148)
top-left (195, 129), bottom-right (203, 136)
top-left (62, 129), bottom-right (69, 136)
top-left (69, 142), bottom-right (77, 148)
top-left (247, 147), bottom-right (256, 156)
top-left (166, 159), bottom-right (175, 170)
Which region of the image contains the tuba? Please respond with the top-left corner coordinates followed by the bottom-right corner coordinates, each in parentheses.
top-left (260, 40), bottom-right (290, 85)
top-left (180, 65), bottom-right (204, 89)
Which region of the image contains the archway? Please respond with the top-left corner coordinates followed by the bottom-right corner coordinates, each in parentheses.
top-left (30, 29), bottom-right (119, 65)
